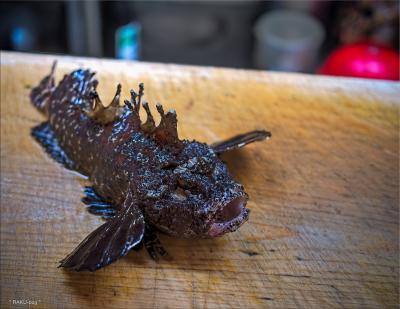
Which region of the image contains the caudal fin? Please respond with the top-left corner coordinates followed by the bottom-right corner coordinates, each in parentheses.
top-left (30, 61), bottom-right (57, 116)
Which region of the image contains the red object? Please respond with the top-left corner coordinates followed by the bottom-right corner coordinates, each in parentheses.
top-left (319, 42), bottom-right (400, 80)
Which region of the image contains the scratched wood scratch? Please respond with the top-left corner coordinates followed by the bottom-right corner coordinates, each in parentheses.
top-left (1, 51), bottom-right (399, 309)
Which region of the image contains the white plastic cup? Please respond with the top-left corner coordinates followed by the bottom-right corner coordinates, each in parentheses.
top-left (254, 10), bottom-right (325, 72)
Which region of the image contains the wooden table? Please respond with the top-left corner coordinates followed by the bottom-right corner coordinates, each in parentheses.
top-left (1, 51), bottom-right (399, 308)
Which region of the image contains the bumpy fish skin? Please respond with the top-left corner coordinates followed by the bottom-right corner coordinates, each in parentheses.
top-left (30, 63), bottom-right (271, 271)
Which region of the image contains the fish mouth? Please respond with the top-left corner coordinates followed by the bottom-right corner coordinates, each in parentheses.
top-left (208, 195), bottom-right (250, 237)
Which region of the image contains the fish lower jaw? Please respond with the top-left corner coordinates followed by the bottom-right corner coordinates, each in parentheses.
top-left (208, 196), bottom-right (250, 237)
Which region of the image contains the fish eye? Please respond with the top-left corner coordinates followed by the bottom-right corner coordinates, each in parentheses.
top-left (177, 177), bottom-right (196, 191)
top-left (186, 156), bottom-right (214, 175)
top-left (175, 176), bottom-right (205, 198)
top-left (160, 161), bottom-right (179, 170)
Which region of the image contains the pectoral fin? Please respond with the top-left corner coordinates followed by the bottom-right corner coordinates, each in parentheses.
top-left (81, 186), bottom-right (116, 220)
top-left (59, 191), bottom-right (144, 271)
top-left (143, 224), bottom-right (168, 261)
top-left (211, 130), bottom-right (271, 154)
top-left (31, 122), bottom-right (81, 173)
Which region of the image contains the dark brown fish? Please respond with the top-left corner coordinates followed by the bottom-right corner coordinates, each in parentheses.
top-left (30, 62), bottom-right (271, 271)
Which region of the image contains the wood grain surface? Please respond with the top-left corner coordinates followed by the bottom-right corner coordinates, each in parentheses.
top-left (1, 51), bottom-right (399, 309)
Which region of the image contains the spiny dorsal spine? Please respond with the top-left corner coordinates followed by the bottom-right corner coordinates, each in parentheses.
top-left (88, 83), bottom-right (124, 124)
top-left (87, 80), bottom-right (182, 148)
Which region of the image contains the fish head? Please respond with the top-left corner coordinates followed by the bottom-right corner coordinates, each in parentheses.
top-left (142, 141), bottom-right (249, 238)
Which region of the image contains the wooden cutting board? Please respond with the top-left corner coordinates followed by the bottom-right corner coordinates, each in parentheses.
top-left (1, 51), bottom-right (399, 309)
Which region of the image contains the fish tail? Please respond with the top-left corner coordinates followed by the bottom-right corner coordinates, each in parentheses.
top-left (30, 61), bottom-right (57, 116)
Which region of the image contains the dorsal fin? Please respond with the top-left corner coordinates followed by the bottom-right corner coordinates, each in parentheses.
top-left (85, 79), bottom-right (183, 149)
top-left (123, 83), bottom-right (182, 149)
top-left (154, 104), bottom-right (180, 146)
top-left (88, 83), bottom-right (124, 124)
top-left (141, 101), bottom-right (156, 133)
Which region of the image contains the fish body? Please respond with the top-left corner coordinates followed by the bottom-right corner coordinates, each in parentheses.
top-left (30, 63), bottom-right (271, 271)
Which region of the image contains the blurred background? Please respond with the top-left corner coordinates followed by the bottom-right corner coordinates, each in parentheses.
top-left (1, 1), bottom-right (399, 80)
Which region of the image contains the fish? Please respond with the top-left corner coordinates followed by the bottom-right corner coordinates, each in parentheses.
top-left (29, 62), bottom-right (271, 272)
